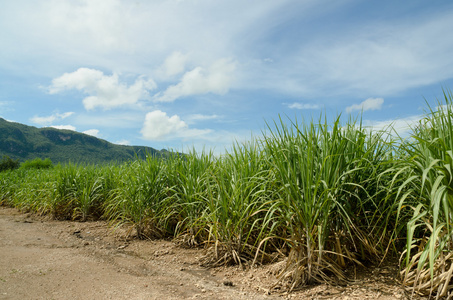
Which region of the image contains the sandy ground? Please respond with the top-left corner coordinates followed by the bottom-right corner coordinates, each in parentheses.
top-left (0, 206), bottom-right (422, 299)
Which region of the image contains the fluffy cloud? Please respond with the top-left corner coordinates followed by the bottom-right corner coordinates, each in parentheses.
top-left (141, 110), bottom-right (211, 141)
top-left (287, 103), bottom-right (320, 110)
top-left (141, 110), bottom-right (186, 140)
top-left (346, 98), bottom-right (384, 113)
top-left (154, 58), bottom-right (236, 102)
top-left (48, 68), bottom-right (156, 110)
top-left (83, 129), bottom-right (100, 137)
top-left (30, 112), bottom-right (74, 126)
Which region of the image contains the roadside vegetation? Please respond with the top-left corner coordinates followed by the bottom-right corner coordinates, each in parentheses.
top-left (0, 155), bottom-right (20, 172)
top-left (1, 90), bottom-right (453, 297)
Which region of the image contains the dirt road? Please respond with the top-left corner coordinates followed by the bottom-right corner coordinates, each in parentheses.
top-left (0, 207), bottom-right (415, 299)
top-left (0, 207), bottom-right (280, 299)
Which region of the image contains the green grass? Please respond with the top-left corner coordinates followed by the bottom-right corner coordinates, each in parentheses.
top-left (263, 115), bottom-right (392, 288)
top-left (389, 89), bottom-right (453, 297)
top-left (104, 157), bottom-right (169, 239)
top-left (2, 89), bottom-right (453, 297)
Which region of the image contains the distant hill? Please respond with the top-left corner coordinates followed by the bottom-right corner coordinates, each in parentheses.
top-left (0, 118), bottom-right (167, 164)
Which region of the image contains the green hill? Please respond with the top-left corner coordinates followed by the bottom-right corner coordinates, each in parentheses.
top-left (0, 118), bottom-right (165, 164)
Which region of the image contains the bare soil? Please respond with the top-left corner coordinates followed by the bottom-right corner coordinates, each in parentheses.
top-left (0, 206), bottom-right (423, 299)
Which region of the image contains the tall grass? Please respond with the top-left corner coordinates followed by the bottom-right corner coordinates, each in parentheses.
top-left (2, 90), bottom-right (453, 297)
top-left (164, 149), bottom-right (216, 245)
top-left (105, 156), bottom-right (168, 239)
top-left (201, 140), bottom-right (280, 266)
top-left (263, 115), bottom-right (392, 288)
top-left (392, 90), bottom-right (453, 297)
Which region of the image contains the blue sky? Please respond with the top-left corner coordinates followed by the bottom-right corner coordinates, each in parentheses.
top-left (1, 0), bottom-right (453, 154)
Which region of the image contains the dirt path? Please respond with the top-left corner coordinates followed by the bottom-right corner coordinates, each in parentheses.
top-left (0, 207), bottom-right (419, 299)
top-left (0, 207), bottom-right (278, 300)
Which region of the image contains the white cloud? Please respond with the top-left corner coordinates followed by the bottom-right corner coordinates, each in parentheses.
top-left (187, 114), bottom-right (220, 122)
top-left (40, 0), bottom-right (134, 52)
top-left (365, 115), bottom-right (422, 137)
top-left (115, 139), bottom-right (130, 145)
top-left (346, 98), bottom-right (384, 113)
top-left (50, 125), bottom-right (77, 131)
top-left (31, 112), bottom-right (74, 126)
top-left (154, 58), bottom-right (236, 102)
top-left (32, 116), bottom-right (57, 125)
top-left (141, 110), bottom-right (211, 141)
top-left (59, 111), bottom-right (74, 119)
top-left (287, 103), bottom-right (320, 110)
top-left (31, 116), bottom-right (57, 125)
top-left (141, 110), bottom-right (186, 140)
top-left (48, 68), bottom-right (156, 110)
top-left (160, 51), bottom-right (188, 78)
top-left (434, 104), bottom-right (453, 113)
top-left (83, 129), bottom-right (100, 137)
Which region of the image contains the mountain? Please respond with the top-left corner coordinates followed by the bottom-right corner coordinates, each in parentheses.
top-left (0, 118), bottom-right (166, 164)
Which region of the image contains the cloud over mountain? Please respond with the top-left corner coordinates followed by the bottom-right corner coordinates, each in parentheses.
top-left (141, 110), bottom-right (211, 141)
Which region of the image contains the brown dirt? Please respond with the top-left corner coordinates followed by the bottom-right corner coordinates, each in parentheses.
top-left (0, 207), bottom-right (425, 299)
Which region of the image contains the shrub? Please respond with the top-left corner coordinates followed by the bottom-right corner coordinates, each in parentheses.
top-left (0, 155), bottom-right (20, 172)
top-left (20, 158), bottom-right (53, 170)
